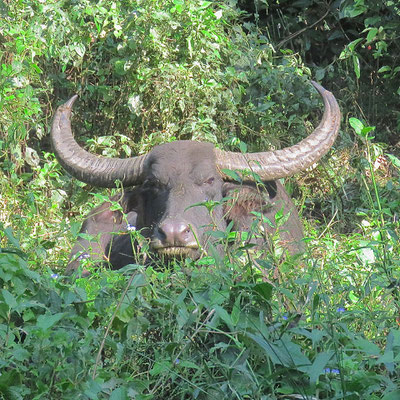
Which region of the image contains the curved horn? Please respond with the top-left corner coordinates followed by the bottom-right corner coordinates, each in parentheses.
top-left (215, 81), bottom-right (340, 180)
top-left (50, 96), bottom-right (147, 187)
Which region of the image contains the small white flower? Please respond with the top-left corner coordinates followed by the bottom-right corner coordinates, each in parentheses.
top-left (127, 224), bottom-right (136, 231)
top-left (78, 253), bottom-right (90, 261)
top-left (214, 10), bottom-right (223, 19)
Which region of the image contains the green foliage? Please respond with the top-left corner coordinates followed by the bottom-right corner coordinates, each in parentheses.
top-left (1, 210), bottom-right (400, 398)
top-left (0, 0), bottom-right (316, 171)
top-left (246, 0), bottom-right (400, 142)
top-left (1, 0), bottom-right (400, 399)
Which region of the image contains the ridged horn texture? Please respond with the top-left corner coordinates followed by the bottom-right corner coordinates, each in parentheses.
top-left (215, 80), bottom-right (341, 180)
top-left (50, 95), bottom-right (147, 187)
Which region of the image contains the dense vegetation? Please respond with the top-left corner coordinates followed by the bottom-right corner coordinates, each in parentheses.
top-left (1, 0), bottom-right (399, 398)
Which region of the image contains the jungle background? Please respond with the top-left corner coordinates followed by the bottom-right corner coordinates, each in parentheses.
top-left (1, 0), bottom-right (400, 399)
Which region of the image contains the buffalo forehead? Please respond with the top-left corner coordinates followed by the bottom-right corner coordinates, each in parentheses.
top-left (145, 141), bottom-right (218, 183)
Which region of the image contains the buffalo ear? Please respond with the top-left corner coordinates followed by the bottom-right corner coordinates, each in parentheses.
top-left (222, 181), bottom-right (305, 256)
top-left (87, 196), bottom-right (124, 225)
top-left (222, 183), bottom-right (272, 229)
top-left (222, 181), bottom-right (277, 201)
top-left (83, 189), bottom-right (142, 227)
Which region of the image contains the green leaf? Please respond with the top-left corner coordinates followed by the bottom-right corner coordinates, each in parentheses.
top-left (364, 16), bottom-right (381, 26)
top-left (353, 338), bottom-right (381, 356)
top-left (11, 346), bottom-right (30, 362)
top-left (349, 290), bottom-right (359, 303)
top-left (3, 226), bottom-right (21, 250)
top-left (366, 28), bottom-right (378, 43)
top-left (214, 305), bottom-right (233, 329)
top-left (220, 169), bottom-right (242, 182)
top-left (239, 141), bottom-right (247, 153)
top-left (199, 1), bottom-right (212, 10)
top-left (308, 351), bottom-right (334, 385)
top-left (36, 312), bottom-right (65, 331)
top-left (114, 59), bottom-right (128, 76)
top-left (341, 4), bottom-right (367, 18)
top-left (231, 295), bottom-right (241, 326)
top-left (179, 360), bottom-right (200, 369)
top-left (389, 328), bottom-right (400, 348)
top-left (205, 230), bottom-right (227, 239)
top-left (0, 369), bottom-right (22, 389)
top-left (352, 54), bottom-right (360, 79)
top-left (1, 289), bottom-right (17, 309)
top-left (382, 390), bottom-right (400, 400)
top-left (176, 306), bottom-right (189, 329)
top-left (254, 282), bottom-right (273, 301)
top-left (150, 360), bottom-right (170, 376)
top-left (349, 117), bottom-right (364, 135)
top-left (15, 38), bottom-right (25, 54)
top-left (378, 66), bottom-right (391, 74)
top-left (110, 387), bottom-right (128, 400)
top-left (347, 38), bottom-right (363, 52)
top-left (247, 333), bottom-right (282, 365)
top-left (196, 256), bottom-right (215, 266)
top-left (247, 333), bottom-right (310, 368)
top-left (387, 154), bottom-right (400, 169)
top-left (315, 68), bottom-right (325, 81)
top-left (83, 379), bottom-right (102, 399)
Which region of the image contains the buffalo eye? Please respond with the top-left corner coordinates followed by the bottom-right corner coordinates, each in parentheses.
top-left (203, 177), bottom-right (215, 186)
top-left (142, 178), bottom-right (163, 192)
top-left (202, 177), bottom-right (216, 201)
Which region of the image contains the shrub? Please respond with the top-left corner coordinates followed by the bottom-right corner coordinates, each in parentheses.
top-left (1, 1), bottom-right (400, 399)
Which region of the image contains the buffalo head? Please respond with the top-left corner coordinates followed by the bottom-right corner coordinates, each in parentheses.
top-left (51, 81), bottom-right (340, 271)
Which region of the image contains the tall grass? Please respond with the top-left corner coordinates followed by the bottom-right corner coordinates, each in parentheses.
top-left (1, 1), bottom-right (400, 399)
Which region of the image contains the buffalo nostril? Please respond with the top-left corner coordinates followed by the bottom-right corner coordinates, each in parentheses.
top-left (157, 220), bottom-right (195, 247)
top-left (155, 226), bottom-right (167, 241)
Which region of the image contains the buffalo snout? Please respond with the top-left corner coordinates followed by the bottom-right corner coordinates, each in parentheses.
top-left (151, 218), bottom-right (199, 257)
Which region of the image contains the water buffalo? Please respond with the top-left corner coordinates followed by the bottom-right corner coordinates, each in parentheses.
top-left (51, 81), bottom-right (340, 273)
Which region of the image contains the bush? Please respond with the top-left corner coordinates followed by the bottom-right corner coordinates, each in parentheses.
top-left (2, 214), bottom-right (400, 398)
top-left (243, 0), bottom-right (400, 144)
top-left (1, 0), bottom-right (400, 399)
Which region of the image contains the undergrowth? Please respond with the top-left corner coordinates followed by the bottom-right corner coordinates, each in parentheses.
top-left (1, 133), bottom-right (400, 398)
top-left (1, 0), bottom-right (400, 399)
